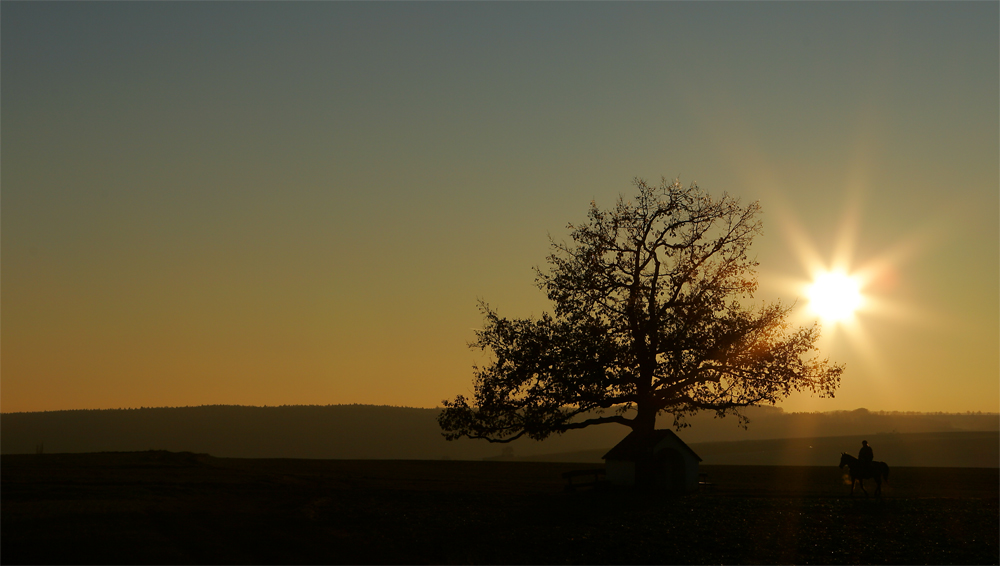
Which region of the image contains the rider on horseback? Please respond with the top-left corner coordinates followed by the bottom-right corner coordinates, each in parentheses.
top-left (859, 440), bottom-right (874, 475)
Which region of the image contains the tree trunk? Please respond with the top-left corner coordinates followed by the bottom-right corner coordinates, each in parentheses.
top-left (631, 399), bottom-right (658, 489)
top-left (632, 400), bottom-right (657, 436)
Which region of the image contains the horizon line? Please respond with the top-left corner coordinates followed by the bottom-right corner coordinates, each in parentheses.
top-left (2, 404), bottom-right (997, 417)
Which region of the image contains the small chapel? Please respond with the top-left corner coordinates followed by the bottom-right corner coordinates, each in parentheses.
top-left (602, 429), bottom-right (702, 491)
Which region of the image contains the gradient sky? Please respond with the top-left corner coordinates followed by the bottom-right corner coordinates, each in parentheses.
top-left (3, 2), bottom-right (997, 415)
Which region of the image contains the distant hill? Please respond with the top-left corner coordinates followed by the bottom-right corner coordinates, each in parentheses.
top-left (2, 404), bottom-right (997, 465)
top-left (0, 405), bottom-right (621, 461)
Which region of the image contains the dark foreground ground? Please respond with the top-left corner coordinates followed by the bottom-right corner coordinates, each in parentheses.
top-left (3, 452), bottom-right (997, 565)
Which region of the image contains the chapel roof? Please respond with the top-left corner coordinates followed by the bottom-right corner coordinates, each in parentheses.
top-left (602, 429), bottom-right (702, 462)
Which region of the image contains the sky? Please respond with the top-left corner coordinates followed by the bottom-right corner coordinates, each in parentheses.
top-left (2, 2), bottom-right (997, 415)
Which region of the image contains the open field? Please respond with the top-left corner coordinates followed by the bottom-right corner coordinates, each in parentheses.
top-left (3, 451), bottom-right (997, 564)
top-left (518, 431), bottom-right (1000, 467)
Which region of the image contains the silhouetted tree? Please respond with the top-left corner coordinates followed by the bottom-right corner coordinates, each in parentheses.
top-left (440, 178), bottom-right (843, 442)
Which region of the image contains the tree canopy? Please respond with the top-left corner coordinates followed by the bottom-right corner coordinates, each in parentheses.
top-left (439, 179), bottom-right (843, 442)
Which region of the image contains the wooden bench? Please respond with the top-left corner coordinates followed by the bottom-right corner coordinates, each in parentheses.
top-left (562, 468), bottom-right (607, 492)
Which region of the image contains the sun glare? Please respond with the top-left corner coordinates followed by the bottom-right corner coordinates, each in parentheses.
top-left (807, 270), bottom-right (863, 322)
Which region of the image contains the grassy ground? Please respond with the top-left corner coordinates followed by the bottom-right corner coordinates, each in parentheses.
top-left (2, 451), bottom-right (997, 564)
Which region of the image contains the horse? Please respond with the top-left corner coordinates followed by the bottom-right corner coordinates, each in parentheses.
top-left (839, 452), bottom-right (890, 497)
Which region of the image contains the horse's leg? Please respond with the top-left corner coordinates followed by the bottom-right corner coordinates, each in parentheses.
top-left (875, 477), bottom-right (881, 497)
top-left (859, 478), bottom-right (868, 497)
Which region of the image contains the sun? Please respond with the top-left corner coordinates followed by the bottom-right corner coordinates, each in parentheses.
top-left (806, 270), bottom-right (864, 323)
